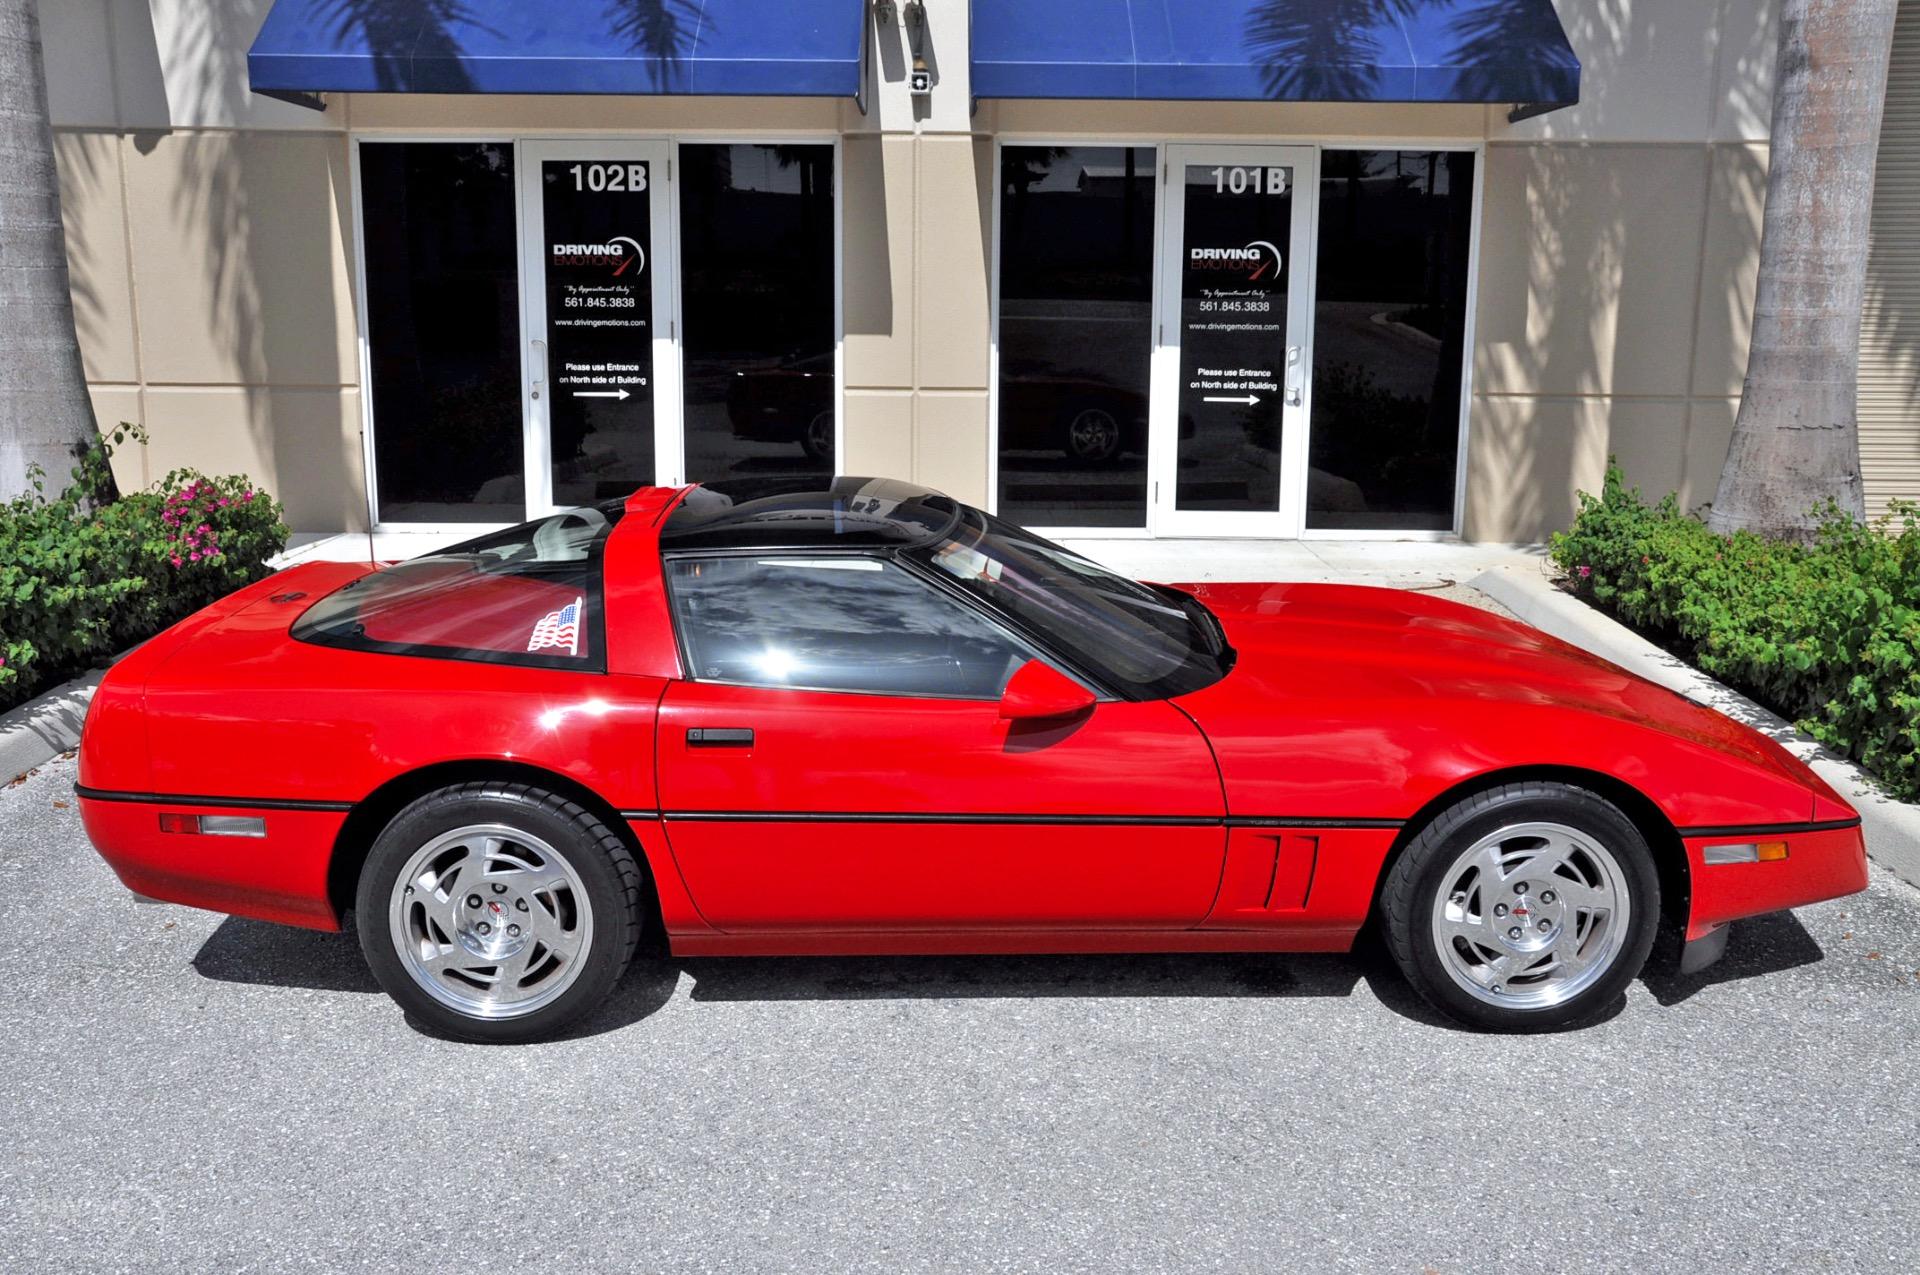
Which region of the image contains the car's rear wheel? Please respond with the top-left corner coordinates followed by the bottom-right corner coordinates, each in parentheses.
top-left (356, 783), bottom-right (644, 1043)
top-left (1380, 782), bottom-right (1660, 1031)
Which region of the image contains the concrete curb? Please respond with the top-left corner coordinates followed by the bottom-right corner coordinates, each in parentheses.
top-left (0, 670), bottom-right (101, 785)
top-left (1470, 565), bottom-right (1920, 891)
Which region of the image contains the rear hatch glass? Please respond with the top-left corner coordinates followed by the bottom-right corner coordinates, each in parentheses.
top-left (292, 504), bottom-right (622, 670)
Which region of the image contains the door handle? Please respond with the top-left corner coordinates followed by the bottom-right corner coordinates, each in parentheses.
top-left (530, 338), bottom-right (547, 401)
top-left (1285, 345), bottom-right (1303, 406)
top-left (686, 727), bottom-right (754, 748)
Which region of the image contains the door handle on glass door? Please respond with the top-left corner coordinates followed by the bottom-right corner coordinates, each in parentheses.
top-left (1285, 345), bottom-right (1303, 406)
top-left (531, 339), bottom-right (547, 401)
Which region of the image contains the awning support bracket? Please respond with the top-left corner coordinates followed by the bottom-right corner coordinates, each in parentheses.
top-left (1506, 102), bottom-right (1562, 123)
top-left (258, 87), bottom-right (327, 112)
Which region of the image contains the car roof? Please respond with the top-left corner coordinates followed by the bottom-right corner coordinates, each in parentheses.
top-left (657, 476), bottom-right (963, 552)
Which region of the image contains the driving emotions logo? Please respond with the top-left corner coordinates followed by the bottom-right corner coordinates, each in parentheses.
top-left (1189, 240), bottom-right (1282, 283)
top-left (551, 236), bottom-right (646, 277)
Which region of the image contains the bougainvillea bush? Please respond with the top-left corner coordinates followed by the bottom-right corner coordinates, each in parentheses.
top-left (1551, 463), bottom-right (1920, 803)
top-left (0, 425), bottom-right (288, 714)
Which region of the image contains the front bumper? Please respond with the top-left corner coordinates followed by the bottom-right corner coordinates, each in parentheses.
top-left (1681, 820), bottom-right (1868, 954)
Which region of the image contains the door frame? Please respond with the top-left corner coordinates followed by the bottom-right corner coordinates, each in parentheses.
top-left (1148, 143), bottom-right (1320, 539)
top-left (516, 139), bottom-right (679, 518)
top-left (347, 132), bottom-right (844, 533)
top-left (984, 134), bottom-right (1486, 542)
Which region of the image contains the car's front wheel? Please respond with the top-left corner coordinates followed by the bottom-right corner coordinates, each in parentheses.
top-left (1380, 782), bottom-right (1660, 1031)
top-left (356, 783), bottom-right (644, 1043)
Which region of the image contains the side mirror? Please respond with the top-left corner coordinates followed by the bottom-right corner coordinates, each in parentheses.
top-left (998, 659), bottom-right (1096, 721)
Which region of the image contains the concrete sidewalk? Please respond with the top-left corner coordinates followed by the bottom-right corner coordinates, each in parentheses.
top-left (1063, 537), bottom-right (1545, 586)
top-left (277, 527), bottom-right (1548, 587)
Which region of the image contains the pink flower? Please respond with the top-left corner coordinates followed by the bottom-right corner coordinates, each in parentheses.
top-left (189, 551), bottom-right (201, 562)
top-left (1577, 565), bottom-right (1592, 578)
top-left (241, 491), bottom-right (254, 503)
top-left (170, 556), bottom-right (182, 567)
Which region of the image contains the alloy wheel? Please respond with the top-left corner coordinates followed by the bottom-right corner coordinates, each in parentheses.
top-left (388, 823), bottom-right (595, 1020)
top-left (1428, 820), bottom-right (1632, 1010)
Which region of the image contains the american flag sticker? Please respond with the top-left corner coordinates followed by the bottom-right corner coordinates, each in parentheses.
top-left (527, 596), bottom-right (582, 656)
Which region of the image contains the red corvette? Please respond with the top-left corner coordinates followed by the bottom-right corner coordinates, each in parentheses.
top-left (77, 478), bottom-right (1867, 1041)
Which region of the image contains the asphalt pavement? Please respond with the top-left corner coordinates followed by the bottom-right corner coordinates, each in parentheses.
top-left (4, 752), bottom-right (1919, 1273)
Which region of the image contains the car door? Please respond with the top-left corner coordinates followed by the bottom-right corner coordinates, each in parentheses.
top-left (653, 552), bottom-right (1226, 933)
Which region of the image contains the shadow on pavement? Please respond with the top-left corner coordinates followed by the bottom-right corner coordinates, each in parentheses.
top-left (196, 913), bottom-right (1754, 1039)
top-left (1641, 911), bottom-right (1826, 1007)
top-left (192, 915), bottom-right (379, 994)
top-left (189, 913), bottom-right (685, 1043)
top-left (673, 941), bottom-right (1483, 1031)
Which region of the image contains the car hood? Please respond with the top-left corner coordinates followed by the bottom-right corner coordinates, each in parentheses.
top-left (1167, 581), bottom-right (1846, 827)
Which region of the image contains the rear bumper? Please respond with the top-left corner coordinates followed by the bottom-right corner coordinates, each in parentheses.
top-left (77, 791), bottom-right (347, 931)
top-left (1683, 820), bottom-right (1868, 942)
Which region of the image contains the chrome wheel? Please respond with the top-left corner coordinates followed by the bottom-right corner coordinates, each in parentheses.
top-left (1429, 821), bottom-right (1631, 1010)
top-left (388, 823), bottom-right (595, 1020)
top-left (1066, 407), bottom-right (1121, 460)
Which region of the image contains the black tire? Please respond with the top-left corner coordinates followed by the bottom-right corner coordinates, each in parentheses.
top-left (356, 783), bottom-right (645, 1043)
top-left (1380, 782), bottom-right (1661, 1032)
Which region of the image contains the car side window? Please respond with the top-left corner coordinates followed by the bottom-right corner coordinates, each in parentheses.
top-left (666, 555), bottom-right (1042, 699)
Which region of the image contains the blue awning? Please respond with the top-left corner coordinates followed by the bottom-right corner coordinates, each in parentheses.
top-left (971, 0), bottom-right (1580, 107)
top-left (248, 1), bottom-right (864, 103)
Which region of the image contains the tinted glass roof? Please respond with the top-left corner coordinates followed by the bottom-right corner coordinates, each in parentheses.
top-left (661, 477), bottom-right (962, 551)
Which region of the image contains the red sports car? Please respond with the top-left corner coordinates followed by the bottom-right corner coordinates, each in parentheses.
top-left (77, 478), bottom-right (1867, 1041)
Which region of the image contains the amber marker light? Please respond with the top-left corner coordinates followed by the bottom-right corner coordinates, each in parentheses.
top-left (1703, 840), bottom-right (1790, 865)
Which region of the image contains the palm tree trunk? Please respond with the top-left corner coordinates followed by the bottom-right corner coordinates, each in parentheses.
top-left (1708, 0), bottom-right (1900, 539)
top-left (0, 0), bottom-right (101, 502)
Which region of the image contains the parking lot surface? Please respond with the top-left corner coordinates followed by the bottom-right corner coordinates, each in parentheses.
top-left (4, 753), bottom-right (1919, 1273)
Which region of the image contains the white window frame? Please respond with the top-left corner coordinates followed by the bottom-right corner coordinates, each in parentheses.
top-left (987, 134), bottom-right (1485, 542)
top-left (348, 131), bottom-right (843, 534)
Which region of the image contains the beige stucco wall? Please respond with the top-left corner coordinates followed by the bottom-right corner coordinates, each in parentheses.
top-left (40, 0), bottom-right (1779, 541)
top-left (1463, 0), bottom-right (1778, 540)
top-left (41, 0), bottom-right (366, 531)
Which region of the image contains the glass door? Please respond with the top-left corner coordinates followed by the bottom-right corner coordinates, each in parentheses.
top-left (518, 141), bottom-right (679, 514)
top-left (1149, 145), bottom-right (1318, 537)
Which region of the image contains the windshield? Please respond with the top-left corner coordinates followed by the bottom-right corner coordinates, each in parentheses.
top-left (291, 504), bottom-right (621, 670)
top-left (910, 507), bottom-right (1231, 699)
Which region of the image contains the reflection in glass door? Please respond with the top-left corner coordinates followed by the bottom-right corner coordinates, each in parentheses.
top-left (678, 143), bottom-right (837, 483)
top-left (519, 141), bottom-right (677, 512)
top-left (1149, 145), bottom-right (1318, 536)
top-left (359, 141), bottom-right (526, 524)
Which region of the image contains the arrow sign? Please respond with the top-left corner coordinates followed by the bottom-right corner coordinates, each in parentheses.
top-left (1202, 394), bottom-right (1261, 405)
top-left (572, 389), bottom-right (631, 400)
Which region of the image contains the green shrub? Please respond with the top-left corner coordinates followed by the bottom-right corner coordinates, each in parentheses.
top-left (1551, 464), bottom-right (1920, 802)
top-left (0, 424), bottom-right (289, 713)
